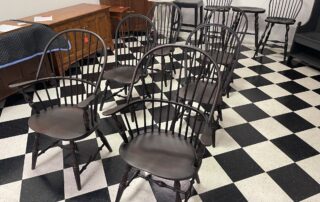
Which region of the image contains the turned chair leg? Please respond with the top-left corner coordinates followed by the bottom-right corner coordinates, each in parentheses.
top-left (115, 165), bottom-right (132, 202)
top-left (284, 24), bottom-right (290, 62)
top-left (195, 173), bottom-right (200, 184)
top-left (70, 141), bottom-right (81, 190)
top-left (174, 180), bottom-right (182, 202)
top-left (260, 23), bottom-right (275, 55)
top-left (254, 23), bottom-right (270, 58)
top-left (100, 80), bottom-right (110, 111)
top-left (161, 55), bottom-right (168, 87)
top-left (31, 133), bottom-right (40, 170)
top-left (96, 129), bottom-right (112, 152)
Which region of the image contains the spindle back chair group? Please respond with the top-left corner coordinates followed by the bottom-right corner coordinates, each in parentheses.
top-left (10, 0), bottom-right (306, 201)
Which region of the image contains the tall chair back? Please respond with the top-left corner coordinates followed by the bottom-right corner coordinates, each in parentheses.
top-left (115, 14), bottom-right (157, 67)
top-left (186, 23), bottom-right (241, 95)
top-left (148, 2), bottom-right (182, 45)
top-left (268, 0), bottom-right (303, 20)
top-left (205, 9), bottom-right (248, 44)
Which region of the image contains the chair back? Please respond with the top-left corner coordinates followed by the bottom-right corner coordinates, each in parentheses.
top-left (205, 9), bottom-right (248, 44)
top-left (186, 23), bottom-right (241, 92)
top-left (268, 0), bottom-right (303, 20)
top-left (115, 14), bottom-right (157, 67)
top-left (148, 2), bottom-right (182, 45)
top-left (206, 0), bottom-right (233, 7)
top-left (31, 29), bottom-right (107, 119)
top-left (127, 44), bottom-right (222, 122)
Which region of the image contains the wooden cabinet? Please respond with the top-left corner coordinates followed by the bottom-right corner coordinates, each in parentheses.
top-left (21, 4), bottom-right (114, 73)
top-left (100, 0), bottom-right (154, 33)
top-left (0, 4), bottom-right (115, 100)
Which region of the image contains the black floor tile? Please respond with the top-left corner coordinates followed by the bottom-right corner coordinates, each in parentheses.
top-left (271, 135), bottom-right (318, 161)
top-left (226, 123), bottom-right (267, 147)
top-left (20, 171), bottom-right (64, 202)
top-left (66, 188), bottom-right (111, 202)
top-left (200, 184), bottom-right (247, 202)
top-left (60, 84), bottom-right (86, 97)
top-left (0, 155), bottom-right (24, 185)
top-left (99, 116), bottom-right (124, 135)
top-left (253, 56), bottom-right (275, 64)
top-left (245, 75), bottom-right (273, 87)
top-left (63, 139), bottom-right (100, 168)
top-left (278, 81), bottom-right (308, 94)
top-left (279, 69), bottom-right (306, 80)
top-left (233, 104), bottom-right (269, 122)
top-left (0, 118), bottom-right (29, 139)
top-left (102, 155), bottom-right (127, 186)
top-left (268, 164), bottom-right (320, 201)
top-left (274, 113), bottom-right (314, 133)
top-left (249, 65), bottom-right (274, 74)
top-left (215, 149), bottom-right (264, 182)
top-left (276, 95), bottom-right (312, 111)
top-left (240, 88), bottom-right (271, 102)
top-left (26, 133), bottom-right (58, 153)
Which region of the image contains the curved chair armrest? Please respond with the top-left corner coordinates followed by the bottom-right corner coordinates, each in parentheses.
top-left (9, 79), bottom-right (38, 89)
top-left (77, 94), bottom-right (96, 109)
top-left (199, 122), bottom-right (214, 146)
top-left (102, 99), bottom-right (142, 116)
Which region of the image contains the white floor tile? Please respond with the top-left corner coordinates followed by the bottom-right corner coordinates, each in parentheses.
top-left (244, 141), bottom-right (293, 171)
top-left (296, 128), bottom-right (320, 152)
top-left (0, 181), bottom-right (22, 202)
top-left (108, 178), bottom-right (156, 202)
top-left (250, 117), bottom-right (292, 140)
top-left (0, 134), bottom-right (28, 160)
top-left (64, 160), bottom-right (107, 199)
top-left (23, 147), bottom-right (63, 179)
top-left (235, 173), bottom-right (292, 202)
top-left (193, 157), bottom-right (232, 194)
top-left (297, 155), bottom-right (320, 184)
top-left (0, 104), bottom-right (31, 123)
top-left (255, 99), bottom-right (291, 116)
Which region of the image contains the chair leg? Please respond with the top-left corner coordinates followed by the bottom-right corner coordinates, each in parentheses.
top-left (141, 77), bottom-right (151, 98)
top-left (174, 180), bottom-right (182, 202)
top-left (195, 173), bottom-right (200, 184)
top-left (284, 24), bottom-right (290, 62)
top-left (70, 141), bottom-right (81, 190)
top-left (31, 133), bottom-right (40, 170)
top-left (170, 52), bottom-right (176, 74)
top-left (96, 129), bottom-right (112, 152)
top-left (115, 165), bottom-right (132, 202)
top-left (260, 23), bottom-right (275, 55)
top-left (161, 55), bottom-right (168, 87)
top-left (100, 80), bottom-right (109, 111)
top-left (254, 22), bottom-right (270, 58)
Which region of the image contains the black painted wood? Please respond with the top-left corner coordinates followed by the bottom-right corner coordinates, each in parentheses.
top-left (9, 29), bottom-right (112, 190)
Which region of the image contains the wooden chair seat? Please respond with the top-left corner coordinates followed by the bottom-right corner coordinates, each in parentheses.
top-left (120, 131), bottom-right (197, 180)
top-left (177, 81), bottom-right (219, 104)
top-left (265, 17), bottom-right (295, 25)
top-left (103, 65), bottom-right (143, 84)
top-left (29, 106), bottom-right (95, 140)
top-left (152, 46), bottom-right (175, 56)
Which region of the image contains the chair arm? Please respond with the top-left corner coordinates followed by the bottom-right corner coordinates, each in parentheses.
top-left (9, 79), bottom-right (38, 89)
top-left (199, 122), bottom-right (214, 146)
top-left (77, 94), bottom-right (96, 109)
top-left (102, 99), bottom-right (142, 116)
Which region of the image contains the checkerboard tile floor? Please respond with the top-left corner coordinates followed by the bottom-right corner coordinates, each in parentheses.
top-left (1, 34), bottom-right (320, 202)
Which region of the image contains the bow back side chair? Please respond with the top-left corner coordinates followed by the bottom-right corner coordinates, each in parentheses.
top-left (100, 14), bottom-right (157, 110)
top-left (204, 0), bottom-right (233, 23)
top-left (205, 7), bottom-right (248, 44)
top-left (185, 23), bottom-right (242, 128)
top-left (147, 2), bottom-right (183, 84)
top-left (9, 29), bottom-right (112, 190)
top-left (254, 0), bottom-right (303, 61)
top-left (103, 44), bottom-right (221, 202)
